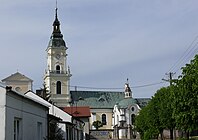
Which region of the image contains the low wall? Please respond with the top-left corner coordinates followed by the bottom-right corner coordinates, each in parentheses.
top-left (90, 129), bottom-right (113, 140)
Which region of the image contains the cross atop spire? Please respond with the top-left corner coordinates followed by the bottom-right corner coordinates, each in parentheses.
top-left (55, 8), bottom-right (58, 20)
top-left (55, 0), bottom-right (58, 19)
top-left (56, 0), bottom-right (58, 9)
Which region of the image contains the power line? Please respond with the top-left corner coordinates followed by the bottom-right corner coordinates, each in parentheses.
top-left (167, 35), bottom-right (198, 74)
top-left (70, 81), bottom-right (165, 90)
top-left (174, 41), bottom-right (198, 73)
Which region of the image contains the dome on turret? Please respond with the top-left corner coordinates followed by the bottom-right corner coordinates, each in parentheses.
top-left (48, 38), bottom-right (66, 48)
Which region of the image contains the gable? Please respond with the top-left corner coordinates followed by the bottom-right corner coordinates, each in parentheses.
top-left (2, 72), bottom-right (33, 82)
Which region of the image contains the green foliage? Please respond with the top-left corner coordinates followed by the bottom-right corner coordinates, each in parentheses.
top-left (135, 54), bottom-right (198, 140)
top-left (92, 120), bottom-right (103, 130)
top-left (135, 87), bottom-right (175, 139)
top-left (49, 122), bottom-right (64, 140)
top-left (172, 55), bottom-right (198, 132)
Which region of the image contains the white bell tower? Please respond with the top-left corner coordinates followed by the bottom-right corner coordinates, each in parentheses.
top-left (44, 8), bottom-right (72, 107)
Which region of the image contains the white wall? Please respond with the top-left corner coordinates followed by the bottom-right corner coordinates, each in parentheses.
top-left (25, 91), bottom-right (72, 122)
top-left (0, 85), bottom-right (6, 140)
top-left (5, 90), bottom-right (48, 140)
top-left (25, 91), bottom-right (72, 140)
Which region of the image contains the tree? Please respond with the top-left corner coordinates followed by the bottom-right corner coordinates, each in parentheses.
top-left (49, 122), bottom-right (64, 140)
top-left (135, 55), bottom-right (198, 140)
top-left (135, 97), bottom-right (160, 140)
top-left (172, 54), bottom-right (198, 139)
top-left (135, 87), bottom-right (175, 140)
top-left (156, 87), bottom-right (175, 140)
top-left (92, 120), bottom-right (103, 130)
top-left (135, 105), bottom-right (148, 138)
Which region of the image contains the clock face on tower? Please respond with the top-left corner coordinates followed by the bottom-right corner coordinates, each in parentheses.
top-left (56, 54), bottom-right (61, 60)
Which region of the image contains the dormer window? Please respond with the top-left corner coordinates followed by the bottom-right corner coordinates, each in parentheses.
top-left (98, 97), bottom-right (105, 102)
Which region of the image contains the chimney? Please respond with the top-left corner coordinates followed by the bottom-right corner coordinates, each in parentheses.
top-left (6, 86), bottom-right (12, 92)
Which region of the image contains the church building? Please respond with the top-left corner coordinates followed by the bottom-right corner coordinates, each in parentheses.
top-left (43, 7), bottom-right (150, 139)
top-left (1, 7), bottom-right (151, 140)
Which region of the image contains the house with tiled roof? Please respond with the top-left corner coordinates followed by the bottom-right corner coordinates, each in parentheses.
top-left (62, 106), bottom-right (91, 139)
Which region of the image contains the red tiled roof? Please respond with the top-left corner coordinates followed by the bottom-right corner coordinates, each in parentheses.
top-left (62, 106), bottom-right (91, 118)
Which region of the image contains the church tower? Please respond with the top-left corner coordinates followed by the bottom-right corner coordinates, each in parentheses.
top-left (44, 8), bottom-right (72, 107)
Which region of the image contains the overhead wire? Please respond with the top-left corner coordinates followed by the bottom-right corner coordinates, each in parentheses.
top-left (167, 35), bottom-right (198, 74)
top-left (174, 41), bottom-right (198, 73)
top-left (69, 81), bottom-right (166, 91)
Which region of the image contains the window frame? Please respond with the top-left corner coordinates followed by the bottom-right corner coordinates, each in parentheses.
top-left (101, 114), bottom-right (107, 125)
top-left (37, 122), bottom-right (43, 140)
top-left (56, 81), bottom-right (61, 94)
top-left (56, 65), bottom-right (60, 74)
top-left (14, 118), bottom-right (22, 140)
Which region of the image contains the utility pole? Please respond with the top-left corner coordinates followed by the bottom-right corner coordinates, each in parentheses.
top-left (162, 72), bottom-right (176, 140)
top-left (162, 72), bottom-right (175, 86)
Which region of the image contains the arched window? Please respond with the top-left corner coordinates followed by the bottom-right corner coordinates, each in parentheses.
top-left (56, 81), bottom-right (61, 94)
top-left (56, 65), bottom-right (60, 74)
top-left (131, 114), bottom-right (135, 125)
top-left (102, 114), bottom-right (107, 125)
top-left (131, 107), bottom-right (135, 112)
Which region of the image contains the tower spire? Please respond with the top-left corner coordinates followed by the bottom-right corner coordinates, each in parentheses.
top-left (52, 0), bottom-right (63, 39)
top-left (55, 8), bottom-right (58, 20)
top-left (55, 0), bottom-right (58, 19)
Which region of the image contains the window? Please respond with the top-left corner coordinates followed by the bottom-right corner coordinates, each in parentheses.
top-left (131, 114), bottom-right (135, 125)
top-left (15, 87), bottom-right (21, 92)
top-left (102, 114), bottom-right (107, 125)
top-left (56, 65), bottom-right (60, 74)
top-left (56, 81), bottom-right (61, 94)
top-left (131, 107), bottom-right (135, 112)
top-left (37, 122), bottom-right (42, 140)
top-left (14, 118), bottom-right (21, 140)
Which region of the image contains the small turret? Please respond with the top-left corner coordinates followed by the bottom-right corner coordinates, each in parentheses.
top-left (124, 79), bottom-right (132, 98)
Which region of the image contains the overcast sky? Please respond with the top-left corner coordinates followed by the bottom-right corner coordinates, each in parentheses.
top-left (0, 0), bottom-right (198, 98)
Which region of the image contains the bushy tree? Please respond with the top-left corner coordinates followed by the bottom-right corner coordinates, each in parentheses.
top-left (135, 54), bottom-right (198, 140)
top-left (157, 86), bottom-right (175, 139)
top-left (92, 120), bottom-right (103, 130)
top-left (135, 87), bottom-right (175, 140)
top-left (49, 122), bottom-right (64, 140)
top-left (172, 55), bottom-right (198, 139)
